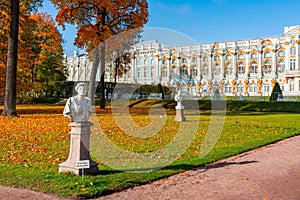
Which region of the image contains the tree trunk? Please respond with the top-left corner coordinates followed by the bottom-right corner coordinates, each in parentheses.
top-left (99, 42), bottom-right (106, 109)
top-left (88, 46), bottom-right (100, 105)
top-left (2, 0), bottom-right (20, 116)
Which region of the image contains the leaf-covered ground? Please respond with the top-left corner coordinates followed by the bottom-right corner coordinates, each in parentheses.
top-left (0, 103), bottom-right (299, 198)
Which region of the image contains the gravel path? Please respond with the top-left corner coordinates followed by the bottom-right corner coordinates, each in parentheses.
top-left (1, 135), bottom-right (300, 200)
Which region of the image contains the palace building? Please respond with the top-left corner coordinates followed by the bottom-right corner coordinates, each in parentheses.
top-left (66, 25), bottom-right (300, 98)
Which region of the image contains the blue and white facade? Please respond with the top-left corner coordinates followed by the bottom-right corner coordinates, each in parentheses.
top-left (66, 25), bottom-right (300, 98)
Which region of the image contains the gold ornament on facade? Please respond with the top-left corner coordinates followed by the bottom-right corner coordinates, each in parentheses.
top-left (257, 80), bottom-right (262, 93)
top-left (244, 80), bottom-right (249, 93)
top-left (271, 79), bottom-right (276, 88)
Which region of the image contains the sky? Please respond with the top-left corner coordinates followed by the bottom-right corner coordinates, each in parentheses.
top-left (39, 0), bottom-right (300, 52)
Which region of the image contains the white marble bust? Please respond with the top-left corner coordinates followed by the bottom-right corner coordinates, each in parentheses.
top-left (63, 82), bottom-right (95, 122)
top-left (174, 86), bottom-right (184, 109)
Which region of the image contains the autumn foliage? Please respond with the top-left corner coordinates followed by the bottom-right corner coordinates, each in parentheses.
top-left (0, 1), bottom-right (64, 99)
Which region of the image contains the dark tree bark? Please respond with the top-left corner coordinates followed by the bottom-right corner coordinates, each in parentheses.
top-left (2, 0), bottom-right (20, 116)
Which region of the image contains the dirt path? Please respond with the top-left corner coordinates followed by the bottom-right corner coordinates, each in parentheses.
top-left (1, 135), bottom-right (300, 200)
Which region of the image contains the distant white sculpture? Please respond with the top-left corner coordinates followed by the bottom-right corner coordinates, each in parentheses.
top-left (63, 82), bottom-right (95, 122)
top-left (174, 86), bottom-right (184, 109)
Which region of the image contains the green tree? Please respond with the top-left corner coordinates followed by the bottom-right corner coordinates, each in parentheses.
top-left (270, 82), bottom-right (283, 101)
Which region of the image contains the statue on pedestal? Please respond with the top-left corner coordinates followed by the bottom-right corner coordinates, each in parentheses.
top-left (174, 85), bottom-right (186, 122)
top-left (59, 82), bottom-right (99, 175)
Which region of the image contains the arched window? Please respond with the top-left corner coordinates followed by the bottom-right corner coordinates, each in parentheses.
top-left (162, 59), bottom-right (167, 65)
top-left (226, 55), bottom-right (232, 60)
top-left (249, 83), bottom-right (257, 93)
top-left (172, 59), bottom-right (177, 64)
top-left (203, 65), bottom-right (209, 75)
top-left (250, 53), bottom-right (257, 59)
top-left (250, 62), bottom-right (258, 74)
top-left (214, 56), bottom-right (220, 62)
top-left (182, 58), bottom-right (187, 64)
top-left (278, 60), bottom-right (285, 73)
top-left (225, 64), bottom-right (232, 76)
top-left (192, 57), bottom-right (197, 63)
top-left (191, 84), bottom-right (197, 95)
top-left (172, 67), bottom-right (177, 78)
top-left (137, 67), bottom-right (141, 79)
top-left (162, 67), bottom-right (168, 78)
top-left (264, 61), bottom-right (271, 74)
top-left (278, 51), bottom-right (285, 57)
top-left (238, 54), bottom-right (245, 60)
top-left (192, 66), bottom-right (198, 76)
top-left (181, 66), bottom-right (187, 76)
top-left (238, 62), bottom-right (245, 74)
top-left (263, 84), bottom-right (271, 93)
top-left (264, 52), bottom-right (271, 58)
top-left (203, 56), bottom-right (208, 62)
top-left (150, 59), bottom-right (154, 66)
top-left (144, 66), bottom-right (148, 78)
top-left (290, 47), bottom-right (296, 55)
top-left (151, 67), bottom-right (155, 78)
top-left (214, 64), bottom-right (220, 76)
top-left (225, 83), bottom-right (232, 93)
top-left (237, 83), bottom-right (244, 93)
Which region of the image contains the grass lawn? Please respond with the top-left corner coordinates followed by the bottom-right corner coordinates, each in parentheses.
top-left (0, 101), bottom-right (300, 198)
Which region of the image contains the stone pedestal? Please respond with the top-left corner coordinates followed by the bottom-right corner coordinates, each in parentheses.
top-left (174, 104), bottom-right (186, 122)
top-left (59, 122), bottom-right (99, 175)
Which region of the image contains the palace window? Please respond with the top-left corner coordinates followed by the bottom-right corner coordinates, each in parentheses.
top-left (214, 64), bottom-right (220, 76)
top-left (250, 62), bottom-right (258, 74)
top-left (290, 81), bottom-right (295, 91)
top-left (181, 66), bottom-right (187, 76)
top-left (238, 63), bottom-right (245, 74)
top-left (144, 67), bottom-right (148, 78)
top-left (192, 66), bottom-right (198, 76)
top-left (162, 59), bottom-right (167, 65)
top-left (226, 55), bottom-right (232, 60)
top-left (214, 56), bottom-right (220, 62)
top-left (264, 52), bottom-right (271, 58)
top-left (264, 61), bottom-right (272, 74)
top-left (290, 59), bottom-right (296, 70)
top-left (150, 59), bottom-right (154, 66)
top-left (290, 47), bottom-right (296, 55)
top-left (192, 57), bottom-right (197, 63)
top-left (225, 64), bottom-right (232, 76)
top-left (278, 51), bottom-right (285, 57)
top-left (191, 84), bottom-right (197, 94)
top-left (249, 83), bottom-right (257, 93)
top-left (225, 83), bottom-right (232, 93)
top-left (238, 54), bottom-right (245, 60)
top-left (250, 53), bottom-right (257, 59)
top-left (172, 67), bottom-right (177, 78)
top-left (151, 67), bottom-right (155, 78)
top-left (278, 60), bottom-right (285, 73)
top-left (203, 56), bottom-right (209, 62)
top-left (137, 67), bottom-right (141, 79)
top-left (182, 58), bottom-right (187, 64)
top-left (237, 83), bottom-right (244, 93)
top-left (162, 67), bottom-right (167, 78)
top-left (204, 65), bottom-right (209, 75)
top-left (263, 84), bottom-right (271, 93)
top-left (172, 59), bottom-right (177, 64)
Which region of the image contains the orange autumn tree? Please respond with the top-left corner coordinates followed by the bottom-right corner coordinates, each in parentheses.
top-left (28, 13), bottom-right (65, 96)
top-left (51, 0), bottom-right (148, 108)
top-left (0, 1), bottom-right (65, 112)
top-left (1, 0), bottom-right (44, 116)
